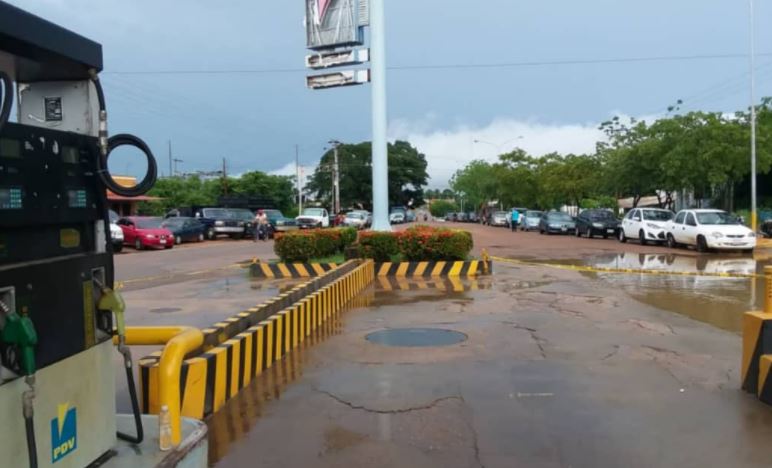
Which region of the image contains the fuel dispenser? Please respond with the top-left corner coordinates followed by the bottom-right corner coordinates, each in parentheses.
top-left (0, 2), bottom-right (159, 466)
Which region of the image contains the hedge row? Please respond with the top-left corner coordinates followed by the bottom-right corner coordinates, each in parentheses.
top-left (274, 227), bottom-right (357, 262)
top-left (359, 225), bottom-right (473, 262)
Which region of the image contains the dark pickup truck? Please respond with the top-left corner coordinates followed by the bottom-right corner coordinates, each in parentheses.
top-left (166, 206), bottom-right (246, 239)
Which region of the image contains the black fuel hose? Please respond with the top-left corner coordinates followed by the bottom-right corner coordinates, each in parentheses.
top-left (24, 412), bottom-right (37, 468)
top-left (117, 364), bottom-right (144, 444)
top-left (100, 133), bottom-right (158, 197)
top-left (90, 73), bottom-right (157, 197)
top-left (0, 71), bottom-right (12, 134)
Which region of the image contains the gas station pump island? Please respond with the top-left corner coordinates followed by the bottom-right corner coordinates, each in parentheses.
top-left (0, 3), bottom-right (207, 467)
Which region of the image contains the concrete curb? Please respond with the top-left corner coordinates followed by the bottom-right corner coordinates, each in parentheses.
top-left (374, 260), bottom-right (492, 277)
top-left (249, 262), bottom-right (338, 278)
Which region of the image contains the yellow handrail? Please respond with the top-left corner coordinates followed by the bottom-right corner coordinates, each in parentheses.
top-left (123, 326), bottom-right (204, 447)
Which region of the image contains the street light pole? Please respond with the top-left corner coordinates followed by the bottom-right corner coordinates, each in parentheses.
top-left (369, 0), bottom-right (390, 231)
top-left (296, 144), bottom-right (303, 214)
top-left (749, 0), bottom-right (758, 231)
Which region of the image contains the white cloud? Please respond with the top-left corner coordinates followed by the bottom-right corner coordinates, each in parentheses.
top-left (389, 116), bottom-right (608, 189)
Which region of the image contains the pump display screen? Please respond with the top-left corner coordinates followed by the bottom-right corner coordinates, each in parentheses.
top-left (0, 138), bottom-right (22, 159)
top-left (67, 189), bottom-right (87, 208)
top-left (0, 187), bottom-right (23, 209)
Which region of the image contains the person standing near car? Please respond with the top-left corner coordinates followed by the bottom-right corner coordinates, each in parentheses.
top-left (254, 209), bottom-right (269, 242)
top-left (511, 208), bottom-right (520, 232)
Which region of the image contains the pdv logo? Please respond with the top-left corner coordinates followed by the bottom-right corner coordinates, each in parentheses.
top-left (51, 403), bottom-right (77, 463)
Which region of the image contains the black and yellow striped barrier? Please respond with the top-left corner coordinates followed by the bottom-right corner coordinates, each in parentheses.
top-left (249, 261), bottom-right (338, 278)
top-left (375, 276), bottom-right (491, 292)
top-left (742, 312), bottom-right (772, 393)
top-left (374, 260), bottom-right (492, 277)
top-left (139, 260), bottom-right (375, 419)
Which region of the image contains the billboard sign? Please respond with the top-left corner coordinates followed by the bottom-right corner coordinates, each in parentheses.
top-left (306, 0), bottom-right (366, 50)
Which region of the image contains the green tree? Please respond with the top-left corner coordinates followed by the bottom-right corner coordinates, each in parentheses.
top-left (428, 200), bottom-right (458, 217)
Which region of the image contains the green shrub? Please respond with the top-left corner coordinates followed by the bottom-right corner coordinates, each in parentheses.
top-left (358, 232), bottom-right (399, 262)
top-left (429, 200), bottom-right (458, 218)
top-left (274, 227), bottom-right (356, 262)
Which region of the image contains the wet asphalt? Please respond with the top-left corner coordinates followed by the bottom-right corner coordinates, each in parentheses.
top-left (112, 224), bottom-right (772, 467)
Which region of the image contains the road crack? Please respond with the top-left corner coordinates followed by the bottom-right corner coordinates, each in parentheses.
top-left (316, 388), bottom-right (462, 414)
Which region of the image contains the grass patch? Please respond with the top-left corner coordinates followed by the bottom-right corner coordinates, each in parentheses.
top-left (309, 253), bottom-right (345, 264)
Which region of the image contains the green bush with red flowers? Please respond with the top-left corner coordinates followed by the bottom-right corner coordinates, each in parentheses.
top-left (358, 225), bottom-right (473, 262)
top-left (274, 227), bottom-right (357, 262)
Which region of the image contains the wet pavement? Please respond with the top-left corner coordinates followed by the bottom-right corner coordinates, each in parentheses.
top-left (207, 262), bottom-right (772, 468)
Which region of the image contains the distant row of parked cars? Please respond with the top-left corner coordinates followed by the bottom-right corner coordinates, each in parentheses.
top-left (480, 207), bottom-right (758, 253)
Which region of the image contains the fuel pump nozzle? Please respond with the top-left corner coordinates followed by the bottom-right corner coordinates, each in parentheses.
top-left (97, 286), bottom-right (144, 444)
top-left (0, 303), bottom-right (39, 468)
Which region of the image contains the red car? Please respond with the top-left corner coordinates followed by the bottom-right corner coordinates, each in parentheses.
top-left (117, 217), bottom-right (174, 250)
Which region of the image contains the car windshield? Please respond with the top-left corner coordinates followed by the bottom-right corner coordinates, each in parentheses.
top-left (162, 218), bottom-right (186, 228)
top-left (494, 211), bottom-right (508, 217)
top-left (202, 208), bottom-right (229, 219)
top-left (526, 211), bottom-right (542, 218)
top-left (302, 208), bottom-right (325, 217)
top-left (589, 211), bottom-right (614, 220)
top-left (264, 209), bottom-right (283, 219)
top-left (347, 212), bottom-right (364, 219)
top-left (229, 209), bottom-right (254, 220)
top-left (548, 213), bottom-right (573, 222)
top-left (696, 211), bottom-right (739, 225)
top-left (643, 210), bottom-right (674, 221)
top-left (135, 218), bottom-right (163, 229)
top-left (109, 210), bottom-right (120, 223)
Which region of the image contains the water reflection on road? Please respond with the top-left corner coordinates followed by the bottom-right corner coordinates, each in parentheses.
top-left (579, 252), bottom-right (771, 333)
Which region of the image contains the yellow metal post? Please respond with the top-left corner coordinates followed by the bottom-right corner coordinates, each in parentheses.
top-left (123, 326), bottom-right (204, 448)
top-left (765, 266), bottom-right (772, 314)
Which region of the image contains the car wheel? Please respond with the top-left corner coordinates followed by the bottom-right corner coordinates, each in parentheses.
top-left (639, 230), bottom-right (647, 246)
top-left (206, 228), bottom-right (215, 240)
top-left (618, 229), bottom-right (627, 243)
top-left (585, 228), bottom-right (593, 239)
top-left (134, 239), bottom-right (143, 250)
top-left (666, 234), bottom-right (677, 249)
top-left (539, 228), bottom-right (544, 235)
top-left (113, 243), bottom-right (123, 253)
top-left (165, 245), bottom-right (173, 249)
top-left (696, 235), bottom-right (708, 253)
top-left (575, 227), bottom-right (581, 237)
top-left (198, 233), bottom-right (204, 242)
top-left (175, 235), bottom-right (182, 245)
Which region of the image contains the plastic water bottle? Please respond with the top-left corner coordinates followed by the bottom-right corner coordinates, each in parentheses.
top-left (159, 405), bottom-right (172, 451)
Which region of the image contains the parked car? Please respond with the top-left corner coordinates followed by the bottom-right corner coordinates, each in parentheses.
top-left (161, 217), bottom-right (206, 244)
top-left (666, 209), bottom-right (756, 252)
top-left (199, 207), bottom-right (245, 239)
top-left (406, 210), bottom-right (416, 222)
top-left (761, 218), bottom-right (772, 238)
top-left (467, 212), bottom-right (480, 223)
top-left (457, 212), bottom-right (469, 222)
top-left (117, 217), bottom-right (174, 250)
top-left (538, 211), bottom-right (576, 235)
top-left (343, 211), bottom-right (368, 229)
top-left (228, 208), bottom-right (257, 239)
top-left (389, 211), bottom-right (406, 224)
top-left (490, 211), bottom-right (510, 227)
top-left (108, 210), bottom-right (124, 253)
top-left (264, 209), bottom-right (297, 234)
top-left (618, 208), bottom-right (674, 245)
top-left (510, 207), bottom-right (529, 227)
top-left (296, 207), bottom-right (330, 229)
top-left (166, 207), bottom-right (217, 240)
top-left (575, 209), bottom-right (620, 239)
top-left (521, 210), bottom-right (543, 231)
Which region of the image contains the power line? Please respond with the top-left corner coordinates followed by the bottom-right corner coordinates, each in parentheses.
top-left (102, 52), bottom-right (772, 76)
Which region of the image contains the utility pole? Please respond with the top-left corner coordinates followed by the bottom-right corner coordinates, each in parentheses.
top-left (296, 144), bottom-right (302, 214)
top-left (332, 141), bottom-right (341, 214)
top-left (168, 140), bottom-right (172, 178)
top-left (749, 0), bottom-right (758, 231)
top-left (370, 0), bottom-right (390, 231)
top-left (222, 157), bottom-right (228, 195)
top-left (172, 158), bottom-right (183, 176)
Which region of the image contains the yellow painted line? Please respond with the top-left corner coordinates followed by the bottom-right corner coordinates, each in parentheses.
top-left (395, 262), bottom-right (410, 277)
top-left (260, 263), bottom-right (274, 278)
top-left (413, 262), bottom-right (429, 276)
top-left (467, 261), bottom-right (479, 276)
top-left (492, 255), bottom-right (769, 280)
top-left (378, 262), bottom-right (393, 276)
top-left (311, 263), bottom-right (326, 276)
top-left (431, 261), bottom-right (446, 276)
top-left (294, 264), bottom-right (310, 277)
top-left (448, 262), bottom-right (464, 277)
top-left (277, 263), bottom-right (292, 278)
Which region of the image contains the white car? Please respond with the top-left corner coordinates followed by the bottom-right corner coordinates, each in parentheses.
top-left (108, 210), bottom-right (124, 252)
top-left (343, 211), bottom-right (368, 229)
top-left (389, 212), bottom-right (405, 224)
top-left (618, 208), bottom-right (674, 245)
top-left (666, 209), bottom-right (756, 252)
top-left (296, 207), bottom-right (330, 229)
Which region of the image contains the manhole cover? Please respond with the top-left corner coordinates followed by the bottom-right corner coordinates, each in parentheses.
top-left (365, 328), bottom-right (467, 347)
top-left (149, 307), bottom-right (181, 314)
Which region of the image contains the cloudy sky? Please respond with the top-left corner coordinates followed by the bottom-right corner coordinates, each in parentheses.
top-left (8, 0), bottom-right (772, 187)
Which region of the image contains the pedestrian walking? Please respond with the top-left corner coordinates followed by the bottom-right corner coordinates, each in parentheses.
top-left (511, 208), bottom-right (520, 232)
top-left (254, 209), bottom-right (269, 242)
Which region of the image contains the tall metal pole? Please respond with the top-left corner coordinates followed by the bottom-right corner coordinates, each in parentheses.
top-left (296, 144), bottom-right (302, 214)
top-left (333, 143), bottom-right (340, 214)
top-left (749, 0), bottom-right (758, 231)
top-left (369, 0), bottom-right (390, 231)
top-left (168, 140), bottom-right (173, 178)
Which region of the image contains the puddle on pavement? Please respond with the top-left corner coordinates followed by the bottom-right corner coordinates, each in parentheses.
top-left (371, 277), bottom-right (492, 307)
top-left (365, 328), bottom-right (468, 347)
top-left (551, 252), bottom-right (771, 333)
top-left (149, 307), bottom-right (181, 314)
